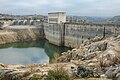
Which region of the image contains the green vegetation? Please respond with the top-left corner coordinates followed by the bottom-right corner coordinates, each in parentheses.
top-left (29, 74), bottom-right (46, 80)
top-left (46, 70), bottom-right (70, 80)
top-left (77, 65), bottom-right (94, 78)
top-left (29, 67), bottom-right (70, 80)
top-left (50, 52), bottom-right (60, 63)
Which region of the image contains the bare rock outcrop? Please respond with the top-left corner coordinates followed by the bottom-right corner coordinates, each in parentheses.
top-left (0, 27), bottom-right (44, 44)
top-left (57, 35), bottom-right (120, 79)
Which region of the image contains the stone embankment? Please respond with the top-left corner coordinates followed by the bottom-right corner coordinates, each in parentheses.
top-left (57, 35), bottom-right (120, 79)
top-left (0, 26), bottom-right (44, 44)
top-left (0, 62), bottom-right (77, 80)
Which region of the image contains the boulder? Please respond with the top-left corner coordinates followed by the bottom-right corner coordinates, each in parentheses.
top-left (105, 66), bottom-right (116, 79)
top-left (91, 36), bottom-right (103, 42)
top-left (84, 52), bottom-right (97, 60)
top-left (105, 65), bottom-right (120, 79)
top-left (100, 49), bottom-right (120, 67)
top-left (86, 41), bottom-right (107, 53)
top-left (116, 73), bottom-right (120, 78)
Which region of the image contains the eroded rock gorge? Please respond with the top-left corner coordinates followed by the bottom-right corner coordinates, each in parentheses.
top-left (0, 26), bottom-right (44, 44)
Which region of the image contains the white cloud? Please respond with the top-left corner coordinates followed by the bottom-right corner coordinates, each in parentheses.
top-left (0, 0), bottom-right (120, 16)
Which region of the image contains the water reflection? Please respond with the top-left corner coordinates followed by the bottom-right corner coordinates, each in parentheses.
top-left (0, 40), bottom-right (70, 65)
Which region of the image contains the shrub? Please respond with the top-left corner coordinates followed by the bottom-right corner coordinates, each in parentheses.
top-left (50, 52), bottom-right (60, 63)
top-left (29, 74), bottom-right (46, 80)
top-left (77, 65), bottom-right (94, 78)
top-left (45, 70), bottom-right (70, 80)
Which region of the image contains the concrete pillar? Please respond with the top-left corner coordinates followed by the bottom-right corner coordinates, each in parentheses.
top-left (113, 27), bottom-right (117, 36)
top-left (60, 23), bottom-right (65, 46)
top-left (103, 25), bottom-right (105, 38)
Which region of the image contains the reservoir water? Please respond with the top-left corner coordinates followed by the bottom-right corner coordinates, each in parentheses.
top-left (0, 40), bottom-right (70, 65)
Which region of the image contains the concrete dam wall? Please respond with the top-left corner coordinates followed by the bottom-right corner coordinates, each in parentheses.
top-left (44, 23), bottom-right (120, 48)
top-left (44, 23), bottom-right (64, 46)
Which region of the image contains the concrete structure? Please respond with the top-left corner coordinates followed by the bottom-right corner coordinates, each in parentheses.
top-left (0, 15), bottom-right (2, 19)
top-left (48, 12), bottom-right (66, 24)
top-left (5, 20), bottom-right (39, 26)
top-left (44, 23), bottom-right (120, 47)
top-left (0, 12), bottom-right (120, 48)
top-left (44, 23), bottom-right (64, 46)
top-left (0, 14), bottom-right (4, 20)
top-left (0, 20), bottom-right (120, 48)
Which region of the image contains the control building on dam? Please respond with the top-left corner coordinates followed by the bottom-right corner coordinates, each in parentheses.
top-left (44, 12), bottom-right (120, 48)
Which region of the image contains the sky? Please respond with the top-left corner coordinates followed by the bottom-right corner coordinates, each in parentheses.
top-left (0, 0), bottom-right (120, 16)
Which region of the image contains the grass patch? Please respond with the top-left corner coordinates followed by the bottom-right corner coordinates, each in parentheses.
top-left (46, 70), bottom-right (70, 80)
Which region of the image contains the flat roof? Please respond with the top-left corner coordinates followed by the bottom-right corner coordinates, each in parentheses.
top-left (48, 12), bottom-right (66, 14)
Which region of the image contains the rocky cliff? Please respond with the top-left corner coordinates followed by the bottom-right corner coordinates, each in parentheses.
top-left (0, 26), bottom-right (44, 44)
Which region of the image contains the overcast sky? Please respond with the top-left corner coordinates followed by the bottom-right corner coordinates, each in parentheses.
top-left (0, 0), bottom-right (120, 16)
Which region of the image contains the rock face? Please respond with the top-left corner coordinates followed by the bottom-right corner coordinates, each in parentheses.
top-left (0, 31), bottom-right (18, 44)
top-left (57, 35), bottom-right (120, 79)
top-left (100, 49), bottom-right (120, 67)
top-left (0, 63), bottom-right (77, 80)
top-left (0, 26), bottom-right (44, 44)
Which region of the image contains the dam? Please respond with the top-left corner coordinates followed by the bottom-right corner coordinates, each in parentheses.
top-left (44, 23), bottom-right (120, 48)
top-left (0, 18), bottom-right (120, 48)
top-left (0, 12), bottom-right (120, 64)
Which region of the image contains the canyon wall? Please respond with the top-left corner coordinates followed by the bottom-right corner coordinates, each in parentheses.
top-left (0, 26), bottom-right (44, 44)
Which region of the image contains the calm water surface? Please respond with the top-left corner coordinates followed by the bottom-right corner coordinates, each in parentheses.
top-left (0, 40), bottom-right (70, 65)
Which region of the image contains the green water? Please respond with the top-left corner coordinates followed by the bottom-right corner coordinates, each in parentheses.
top-left (0, 40), bottom-right (70, 65)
